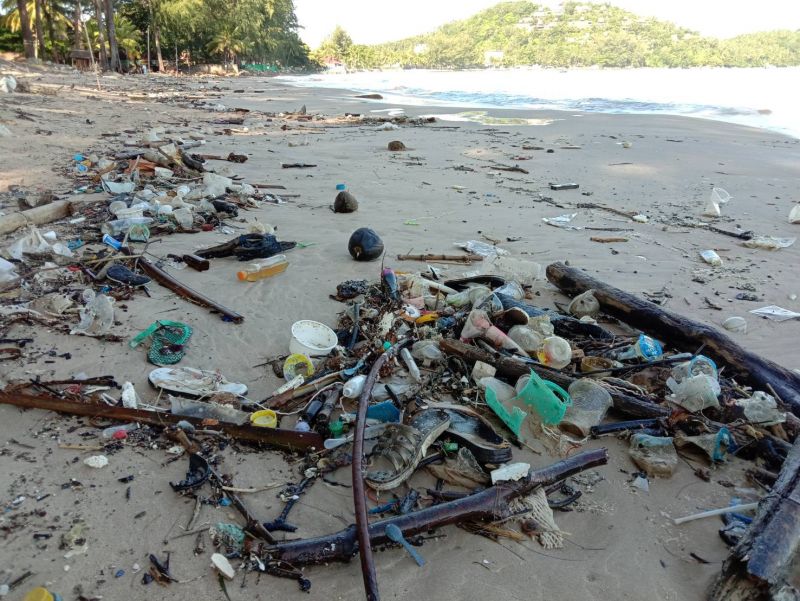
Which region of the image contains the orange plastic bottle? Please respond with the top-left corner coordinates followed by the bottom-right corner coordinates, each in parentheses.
top-left (236, 255), bottom-right (288, 282)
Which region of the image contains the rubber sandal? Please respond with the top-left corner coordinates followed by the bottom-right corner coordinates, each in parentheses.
top-left (106, 264), bottom-right (151, 287)
top-left (365, 409), bottom-right (450, 491)
top-left (148, 367), bottom-right (247, 397)
top-left (429, 403), bottom-right (512, 465)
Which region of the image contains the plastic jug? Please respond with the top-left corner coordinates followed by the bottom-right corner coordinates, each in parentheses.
top-left (237, 255), bottom-right (288, 282)
top-left (514, 370), bottom-right (571, 425)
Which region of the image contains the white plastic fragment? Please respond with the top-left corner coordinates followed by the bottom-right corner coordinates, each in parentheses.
top-left (211, 553), bottom-right (235, 580)
top-left (84, 455), bottom-right (109, 468)
top-left (490, 462), bottom-right (531, 484)
top-left (790, 205), bottom-right (800, 224)
top-left (742, 236), bottom-right (795, 250)
top-left (121, 382), bottom-right (139, 409)
top-left (699, 249), bottom-right (722, 267)
top-left (749, 305), bottom-right (800, 322)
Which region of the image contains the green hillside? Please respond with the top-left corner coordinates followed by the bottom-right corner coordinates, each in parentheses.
top-left (316, 1), bottom-right (800, 69)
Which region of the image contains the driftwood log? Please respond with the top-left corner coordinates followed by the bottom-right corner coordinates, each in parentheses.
top-left (0, 391), bottom-right (322, 451)
top-left (439, 339), bottom-right (669, 419)
top-left (265, 448), bottom-right (607, 566)
top-left (545, 262), bottom-right (800, 415)
top-left (709, 438), bottom-right (800, 600)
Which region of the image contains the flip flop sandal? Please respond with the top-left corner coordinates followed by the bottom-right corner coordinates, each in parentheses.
top-left (365, 409), bottom-right (451, 491)
top-left (148, 366), bottom-right (248, 397)
top-left (107, 264), bottom-right (151, 287)
top-left (428, 403), bottom-right (513, 465)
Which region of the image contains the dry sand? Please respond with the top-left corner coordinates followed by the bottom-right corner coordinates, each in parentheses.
top-left (1, 62), bottom-right (799, 601)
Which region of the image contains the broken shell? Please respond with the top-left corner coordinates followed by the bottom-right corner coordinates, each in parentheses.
top-left (722, 316), bottom-right (747, 333)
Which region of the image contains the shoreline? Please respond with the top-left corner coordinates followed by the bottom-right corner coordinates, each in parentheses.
top-left (273, 67), bottom-right (800, 139)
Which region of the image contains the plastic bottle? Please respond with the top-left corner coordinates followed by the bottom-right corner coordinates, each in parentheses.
top-left (102, 423), bottom-right (140, 439)
top-left (616, 334), bottom-right (663, 362)
top-left (343, 374), bottom-right (367, 399)
top-left (400, 348), bottom-right (422, 382)
top-left (101, 217), bottom-right (154, 236)
top-left (237, 255), bottom-right (288, 282)
top-left (700, 250), bottom-right (723, 267)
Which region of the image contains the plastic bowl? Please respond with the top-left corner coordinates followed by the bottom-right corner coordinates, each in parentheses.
top-left (290, 320), bottom-right (338, 357)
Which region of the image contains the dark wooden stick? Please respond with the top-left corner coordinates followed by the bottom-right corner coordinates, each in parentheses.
top-left (352, 343), bottom-right (407, 601)
top-left (131, 252), bottom-right (244, 323)
top-left (545, 262), bottom-right (800, 415)
top-left (396, 253), bottom-right (484, 263)
top-left (439, 339), bottom-right (669, 419)
top-left (0, 392), bottom-right (322, 451)
top-left (266, 448), bottom-right (607, 566)
top-left (710, 439), bottom-right (800, 598)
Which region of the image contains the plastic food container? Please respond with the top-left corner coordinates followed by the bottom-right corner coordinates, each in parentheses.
top-left (289, 320), bottom-right (338, 357)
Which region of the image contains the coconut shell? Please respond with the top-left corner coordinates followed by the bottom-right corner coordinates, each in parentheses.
top-left (333, 190), bottom-right (358, 213)
top-left (348, 227), bottom-right (384, 261)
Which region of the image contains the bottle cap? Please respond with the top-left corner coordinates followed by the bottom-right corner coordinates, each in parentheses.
top-left (335, 183), bottom-right (346, 191)
top-left (637, 335), bottom-right (663, 361)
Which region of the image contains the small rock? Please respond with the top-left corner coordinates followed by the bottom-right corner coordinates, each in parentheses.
top-left (388, 140), bottom-right (406, 151)
top-left (722, 316), bottom-right (747, 333)
top-left (83, 455), bottom-right (108, 468)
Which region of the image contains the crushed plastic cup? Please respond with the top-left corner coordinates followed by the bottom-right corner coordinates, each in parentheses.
top-left (667, 374), bottom-right (721, 413)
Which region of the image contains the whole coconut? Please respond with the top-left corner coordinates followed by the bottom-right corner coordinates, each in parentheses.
top-left (388, 140), bottom-right (406, 151)
top-left (348, 228), bottom-right (384, 261)
top-left (332, 190), bottom-right (359, 213)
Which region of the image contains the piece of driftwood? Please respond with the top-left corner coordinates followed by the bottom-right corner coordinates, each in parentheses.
top-left (0, 391), bottom-right (322, 451)
top-left (439, 339), bottom-right (669, 419)
top-left (545, 262), bottom-right (800, 415)
top-left (131, 252), bottom-right (244, 323)
top-left (265, 448), bottom-right (607, 566)
top-left (710, 438), bottom-right (800, 599)
top-left (397, 253), bottom-right (484, 263)
top-left (0, 200), bottom-right (71, 235)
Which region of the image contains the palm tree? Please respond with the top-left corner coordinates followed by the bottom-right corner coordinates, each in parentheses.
top-left (207, 26), bottom-right (247, 68)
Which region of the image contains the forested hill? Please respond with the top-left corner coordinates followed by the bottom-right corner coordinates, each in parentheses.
top-left (322, 1), bottom-right (800, 69)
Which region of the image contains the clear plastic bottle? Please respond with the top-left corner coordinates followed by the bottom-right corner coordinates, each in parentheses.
top-left (100, 217), bottom-right (154, 236)
top-left (102, 423), bottom-right (140, 439)
top-left (400, 348), bottom-right (422, 382)
top-left (237, 255), bottom-right (288, 282)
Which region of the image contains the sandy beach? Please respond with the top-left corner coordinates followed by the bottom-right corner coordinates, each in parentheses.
top-left (1, 62), bottom-right (799, 601)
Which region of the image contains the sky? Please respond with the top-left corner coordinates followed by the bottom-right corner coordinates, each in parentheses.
top-left (294, 0), bottom-right (800, 49)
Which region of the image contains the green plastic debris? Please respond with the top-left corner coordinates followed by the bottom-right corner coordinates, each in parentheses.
top-left (129, 320), bottom-right (192, 365)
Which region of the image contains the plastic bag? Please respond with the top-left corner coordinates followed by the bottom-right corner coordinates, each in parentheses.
top-left (0, 257), bottom-right (20, 290)
top-left (667, 374), bottom-right (720, 412)
top-left (735, 391), bottom-right (786, 426)
top-left (7, 225), bottom-right (73, 260)
top-left (453, 240), bottom-right (509, 257)
top-left (542, 213), bottom-right (580, 230)
top-left (70, 289), bottom-right (114, 336)
top-left (568, 289), bottom-right (600, 318)
top-left (742, 236), bottom-right (795, 250)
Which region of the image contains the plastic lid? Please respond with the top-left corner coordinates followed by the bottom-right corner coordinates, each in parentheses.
top-left (335, 184), bottom-right (346, 191)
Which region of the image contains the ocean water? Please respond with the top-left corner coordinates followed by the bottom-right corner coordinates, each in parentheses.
top-left (277, 67), bottom-right (800, 138)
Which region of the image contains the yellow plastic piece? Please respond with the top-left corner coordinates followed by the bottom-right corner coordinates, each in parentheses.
top-left (283, 353), bottom-right (315, 380)
top-left (24, 588), bottom-right (54, 601)
top-left (250, 409), bottom-right (278, 428)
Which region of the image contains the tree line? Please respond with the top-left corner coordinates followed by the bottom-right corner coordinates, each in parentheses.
top-left (314, 1), bottom-right (800, 69)
top-left (0, 0), bottom-right (313, 70)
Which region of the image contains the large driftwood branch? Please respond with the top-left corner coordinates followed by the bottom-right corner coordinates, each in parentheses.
top-left (709, 439), bottom-right (800, 600)
top-left (545, 262), bottom-right (800, 415)
top-left (439, 339), bottom-right (669, 419)
top-left (265, 448), bottom-right (607, 566)
top-left (0, 391), bottom-right (322, 451)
